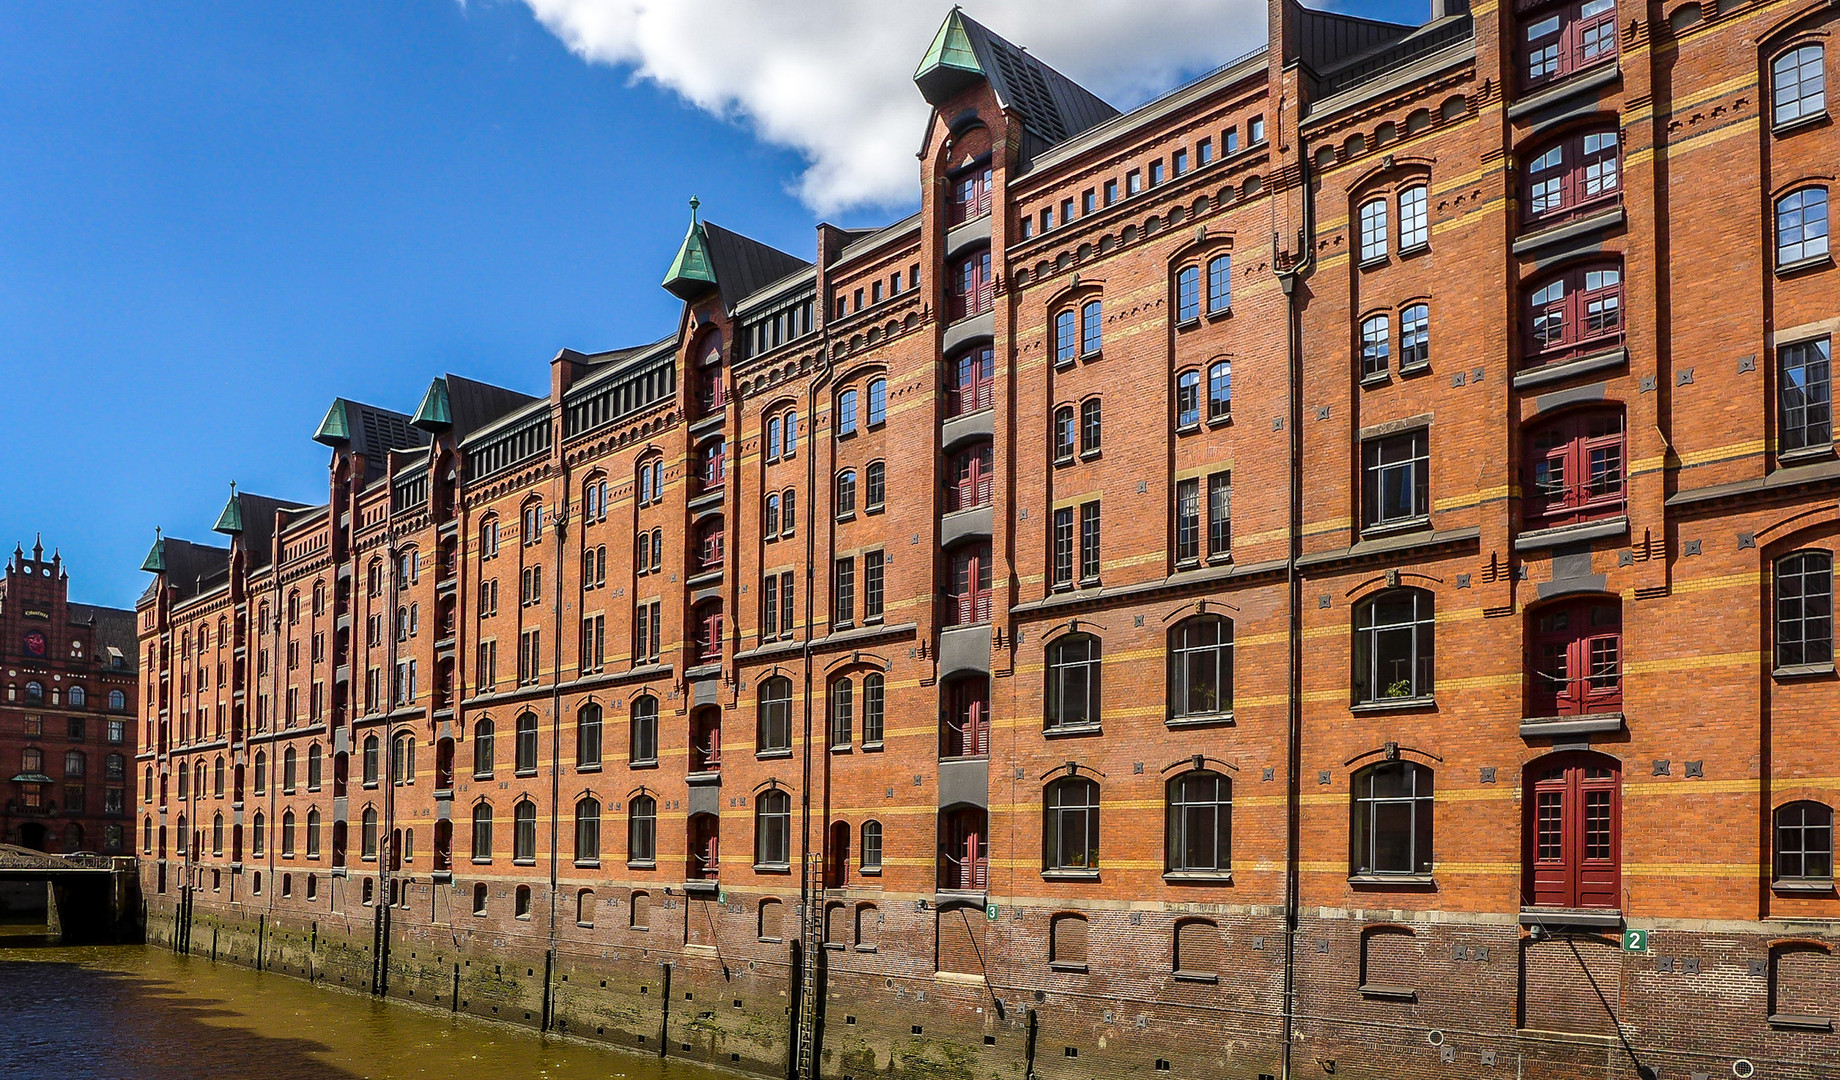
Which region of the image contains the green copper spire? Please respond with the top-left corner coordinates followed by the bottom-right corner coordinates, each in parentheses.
top-left (314, 398), bottom-right (352, 446)
top-left (212, 482), bottom-right (243, 536)
top-left (411, 376), bottom-right (452, 432)
top-left (662, 196), bottom-right (718, 300)
top-left (140, 528), bottom-right (166, 574)
top-left (915, 7), bottom-right (980, 82)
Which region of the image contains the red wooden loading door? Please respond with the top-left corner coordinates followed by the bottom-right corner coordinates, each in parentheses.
top-left (1529, 753), bottom-right (1620, 909)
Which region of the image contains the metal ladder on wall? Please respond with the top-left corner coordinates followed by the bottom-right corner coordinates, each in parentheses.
top-left (795, 852), bottom-right (825, 1079)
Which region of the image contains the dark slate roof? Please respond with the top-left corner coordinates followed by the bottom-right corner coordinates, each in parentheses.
top-left (1292, 4), bottom-right (1416, 78)
top-left (915, 10), bottom-right (1119, 148)
top-left (232, 492), bottom-right (309, 571)
top-left (443, 374), bottom-right (542, 445)
top-left (152, 536), bottom-right (230, 603)
top-left (69, 602), bottom-right (137, 666)
top-left (700, 221), bottom-right (811, 314)
top-left (314, 398), bottom-right (429, 481)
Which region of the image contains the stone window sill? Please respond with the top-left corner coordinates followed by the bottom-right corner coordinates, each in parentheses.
top-left (1044, 723), bottom-right (1102, 738)
top-left (1777, 444), bottom-right (1836, 467)
top-left (1048, 961), bottom-right (1089, 974)
top-left (576, 763), bottom-right (602, 774)
top-left (757, 749), bottom-right (793, 760)
top-left (1358, 255), bottom-right (1389, 271)
top-left (1173, 970), bottom-right (1219, 984)
top-left (1777, 253), bottom-right (1834, 279)
top-left (1360, 984), bottom-right (1418, 1002)
top-left (1167, 711), bottom-right (1234, 729)
top-left (1360, 517), bottom-right (1432, 541)
top-left (1772, 878), bottom-right (1835, 894)
top-left (1349, 873), bottom-right (1436, 887)
top-left (1774, 111), bottom-right (1830, 137)
top-left (1163, 870), bottom-right (1233, 884)
top-left (1043, 869), bottom-right (1100, 881)
top-left (630, 759), bottom-right (659, 769)
top-left (1360, 371), bottom-right (1391, 388)
top-left (1397, 242), bottom-right (1430, 260)
top-left (626, 860), bottom-right (656, 870)
top-left (754, 862), bottom-right (792, 874)
top-left (1774, 663), bottom-right (1835, 681)
top-left (1350, 696), bottom-right (1435, 715)
top-left (1770, 1013), bottom-right (1833, 1032)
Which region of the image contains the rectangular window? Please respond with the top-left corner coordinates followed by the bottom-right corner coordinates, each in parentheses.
top-left (834, 557), bottom-right (856, 626)
top-left (1052, 508), bottom-right (1075, 587)
top-left (762, 575), bottom-right (779, 640)
top-left (1249, 116), bottom-right (1265, 143)
top-left (1197, 138), bottom-right (1213, 165)
top-left (1104, 179), bottom-right (1119, 205)
top-left (1149, 160), bottom-right (1165, 186)
top-left (1082, 189), bottom-right (1095, 215)
top-left (1173, 149), bottom-right (1188, 176)
top-left (1359, 199), bottom-right (1389, 262)
top-left (1079, 502), bottom-right (1101, 583)
top-left (1061, 197), bottom-right (1074, 224)
top-left (780, 573), bottom-right (795, 637)
top-left (1208, 472), bottom-right (1232, 557)
top-left (1782, 338), bottom-right (1834, 453)
top-left (1224, 127), bottom-right (1240, 154)
top-left (864, 551), bottom-right (885, 621)
top-left (1363, 430), bottom-right (1431, 530)
top-left (1127, 170), bottom-right (1143, 196)
top-left (1175, 478), bottom-right (1201, 564)
top-left (1041, 207), bottom-right (1054, 231)
top-left (519, 629), bottom-right (541, 685)
top-left (1019, 217), bottom-right (1034, 240)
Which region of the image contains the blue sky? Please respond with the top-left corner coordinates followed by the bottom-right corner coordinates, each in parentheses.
top-left (0, 0), bottom-right (1427, 608)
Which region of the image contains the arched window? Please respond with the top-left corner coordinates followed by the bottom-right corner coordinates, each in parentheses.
top-left (628, 794), bottom-right (657, 865)
top-left (950, 248), bottom-right (993, 320)
top-left (576, 888), bottom-right (596, 927)
top-left (1525, 127), bottom-right (1620, 224)
top-left (756, 789), bottom-right (792, 868)
top-left (1176, 266), bottom-right (1201, 323)
top-left (1776, 551), bottom-right (1834, 670)
top-left (1081, 299), bottom-right (1103, 354)
top-left (577, 703), bottom-right (602, 768)
top-left (1525, 261), bottom-right (1622, 366)
top-left (360, 807), bottom-right (378, 859)
top-left (780, 489), bottom-right (796, 537)
top-left (948, 442), bottom-right (994, 511)
top-left (1776, 801), bottom-right (1834, 883)
top-left (1168, 771), bottom-right (1232, 874)
top-left (1046, 635), bottom-right (1101, 729)
top-left (1525, 408), bottom-right (1625, 529)
top-left (1044, 776), bottom-right (1100, 870)
top-left (213, 813), bottom-right (225, 856)
top-left (867, 377), bottom-right (887, 426)
top-left (948, 346), bottom-right (994, 417)
top-left (1353, 588), bottom-right (1435, 704)
top-left (862, 673), bottom-right (885, 744)
top-left (689, 812), bottom-right (721, 878)
top-left (1361, 313), bottom-right (1391, 379)
top-left (1050, 912), bottom-right (1090, 969)
top-left (1169, 615), bottom-right (1233, 721)
top-left (473, 718), bottom-right (495, 779)
top-left (305, 808), bottom-right (321, 857)
top-left (829, 678), bottom-right (854, 748)
top-left (1398, 184), bottom-right (1428, 249)
top-left (783, 411), bottom-right (800, 455)
top-left (860, 820), bottom-right (883, 871)
top-left (1777, 187), bottom-right (1830, 267)
top-left (1054, 309), bottom-right (1078, 365)
top-left (471, 803), bottom-right (492, 861)
top-left (865, 461), bottom-right (885, 512)
top-left (835, 470), bottom-right (857, 518)
top-left (758, 676), bottom-right (793, 753)
top-left (1079, 398), bottom-right (1102, 454)
top-left (835, 389), bottom-right (859, 437)
top-left (1206, 255), bottom-right (1231, 313)
top-left (1399, 304), bottom-right (1429, 369)
top-left (1526, 751), bottom-right (1620, 908)
top-left (1522, 0), bottom-right (1618, 87)
top-left (253, 751), bottom-right (267, 795)
top-left (1358, 197), bottom-right (1388, 261)
top-left (513, 801), bottom-right (537, 862)
top-left (766, 414), bottom-right (784, 461)
top-left (1350, 761), bottom-right (1434, 877)
top-left (478, 516), bottom-right (499, 560)
top-left (1175, 370), bottom-right (1201, 428)
top-left (65, 751), bottom-right (86, 779)
top-left (514, 713), bottom-right (538, 774)
top-left (109, 689), bottom-right (125, 712)
top-left (1053, 405), bottom-right (1076, 461)
top-left (281, 810), bottom-right (296, 857)
top-left (630, 695), bottom-right (659, 766)
top-left (1529, 597), bottom-right (1622, 715)
top-left (698, 437), bottom-right (726, 490)
top-left (24, 681), bottom-right (42, 703)
top-left (764, 492), bottom-right (781, 538)
top-left (362, 734), bottom-right (379, 785)
top-left (943, 676), bottom-right (990, 758)
top-left (1774, 45), bottom-right (1827, 127)
top-left (68, 686), bottom-right (85, 708)
top-left (574, 798), bottom-right (601, 865)
top-left (307, 743), bottom-right (323, 790)
top-left (1207, 362), bottom-right (1232, 421)
top-left (283, 746), bottom-right (297, 792)
top-left (213, 756), bottom-right (225, 795)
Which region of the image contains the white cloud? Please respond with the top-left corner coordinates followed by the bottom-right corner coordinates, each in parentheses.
top-left (516, 0), bottom-right (1272, 214)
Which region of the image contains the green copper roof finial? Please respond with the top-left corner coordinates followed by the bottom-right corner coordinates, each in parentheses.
top-left (140, 527), bottom-right (167, 574)
top-left (662, 195), bottom-right (718, 299)
top-left (411, 376), bottom-right (452, 432)
top-left (213, 481), bottom-right (244, 536)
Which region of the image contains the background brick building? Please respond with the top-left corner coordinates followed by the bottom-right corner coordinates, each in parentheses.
top-left (139, 1), bottom-right (1840, 1077)
top-left (2, 538), bottom-right (137, 854)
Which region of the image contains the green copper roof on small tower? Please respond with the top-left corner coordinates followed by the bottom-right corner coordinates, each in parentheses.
top-left (139, 528), bottom-right (166, 574)
top-left (411, 376), bottom-right (452, 432)
top-left (915, 7), bottom-right (981, 82)
top-left (212, 482), bottom-right (243, 536)
top-left (313, 397), bottom-right (353, 446)
top-left (662, 196), bottom-right (719, 300)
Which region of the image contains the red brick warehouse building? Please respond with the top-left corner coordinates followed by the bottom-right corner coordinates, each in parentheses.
top-left (2, 538), bottom-right (137, 854)
top-left (137, 0), bottom-right (1840, 1077)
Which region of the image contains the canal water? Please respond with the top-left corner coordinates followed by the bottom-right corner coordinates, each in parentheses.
top-left (0, 939), bottom-right (736, 1080)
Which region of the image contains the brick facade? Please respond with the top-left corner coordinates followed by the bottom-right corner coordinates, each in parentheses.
top-left (1, 538), bottom-right (137, 854)
top-left (139, 2), bottom-right (1840, 1077)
